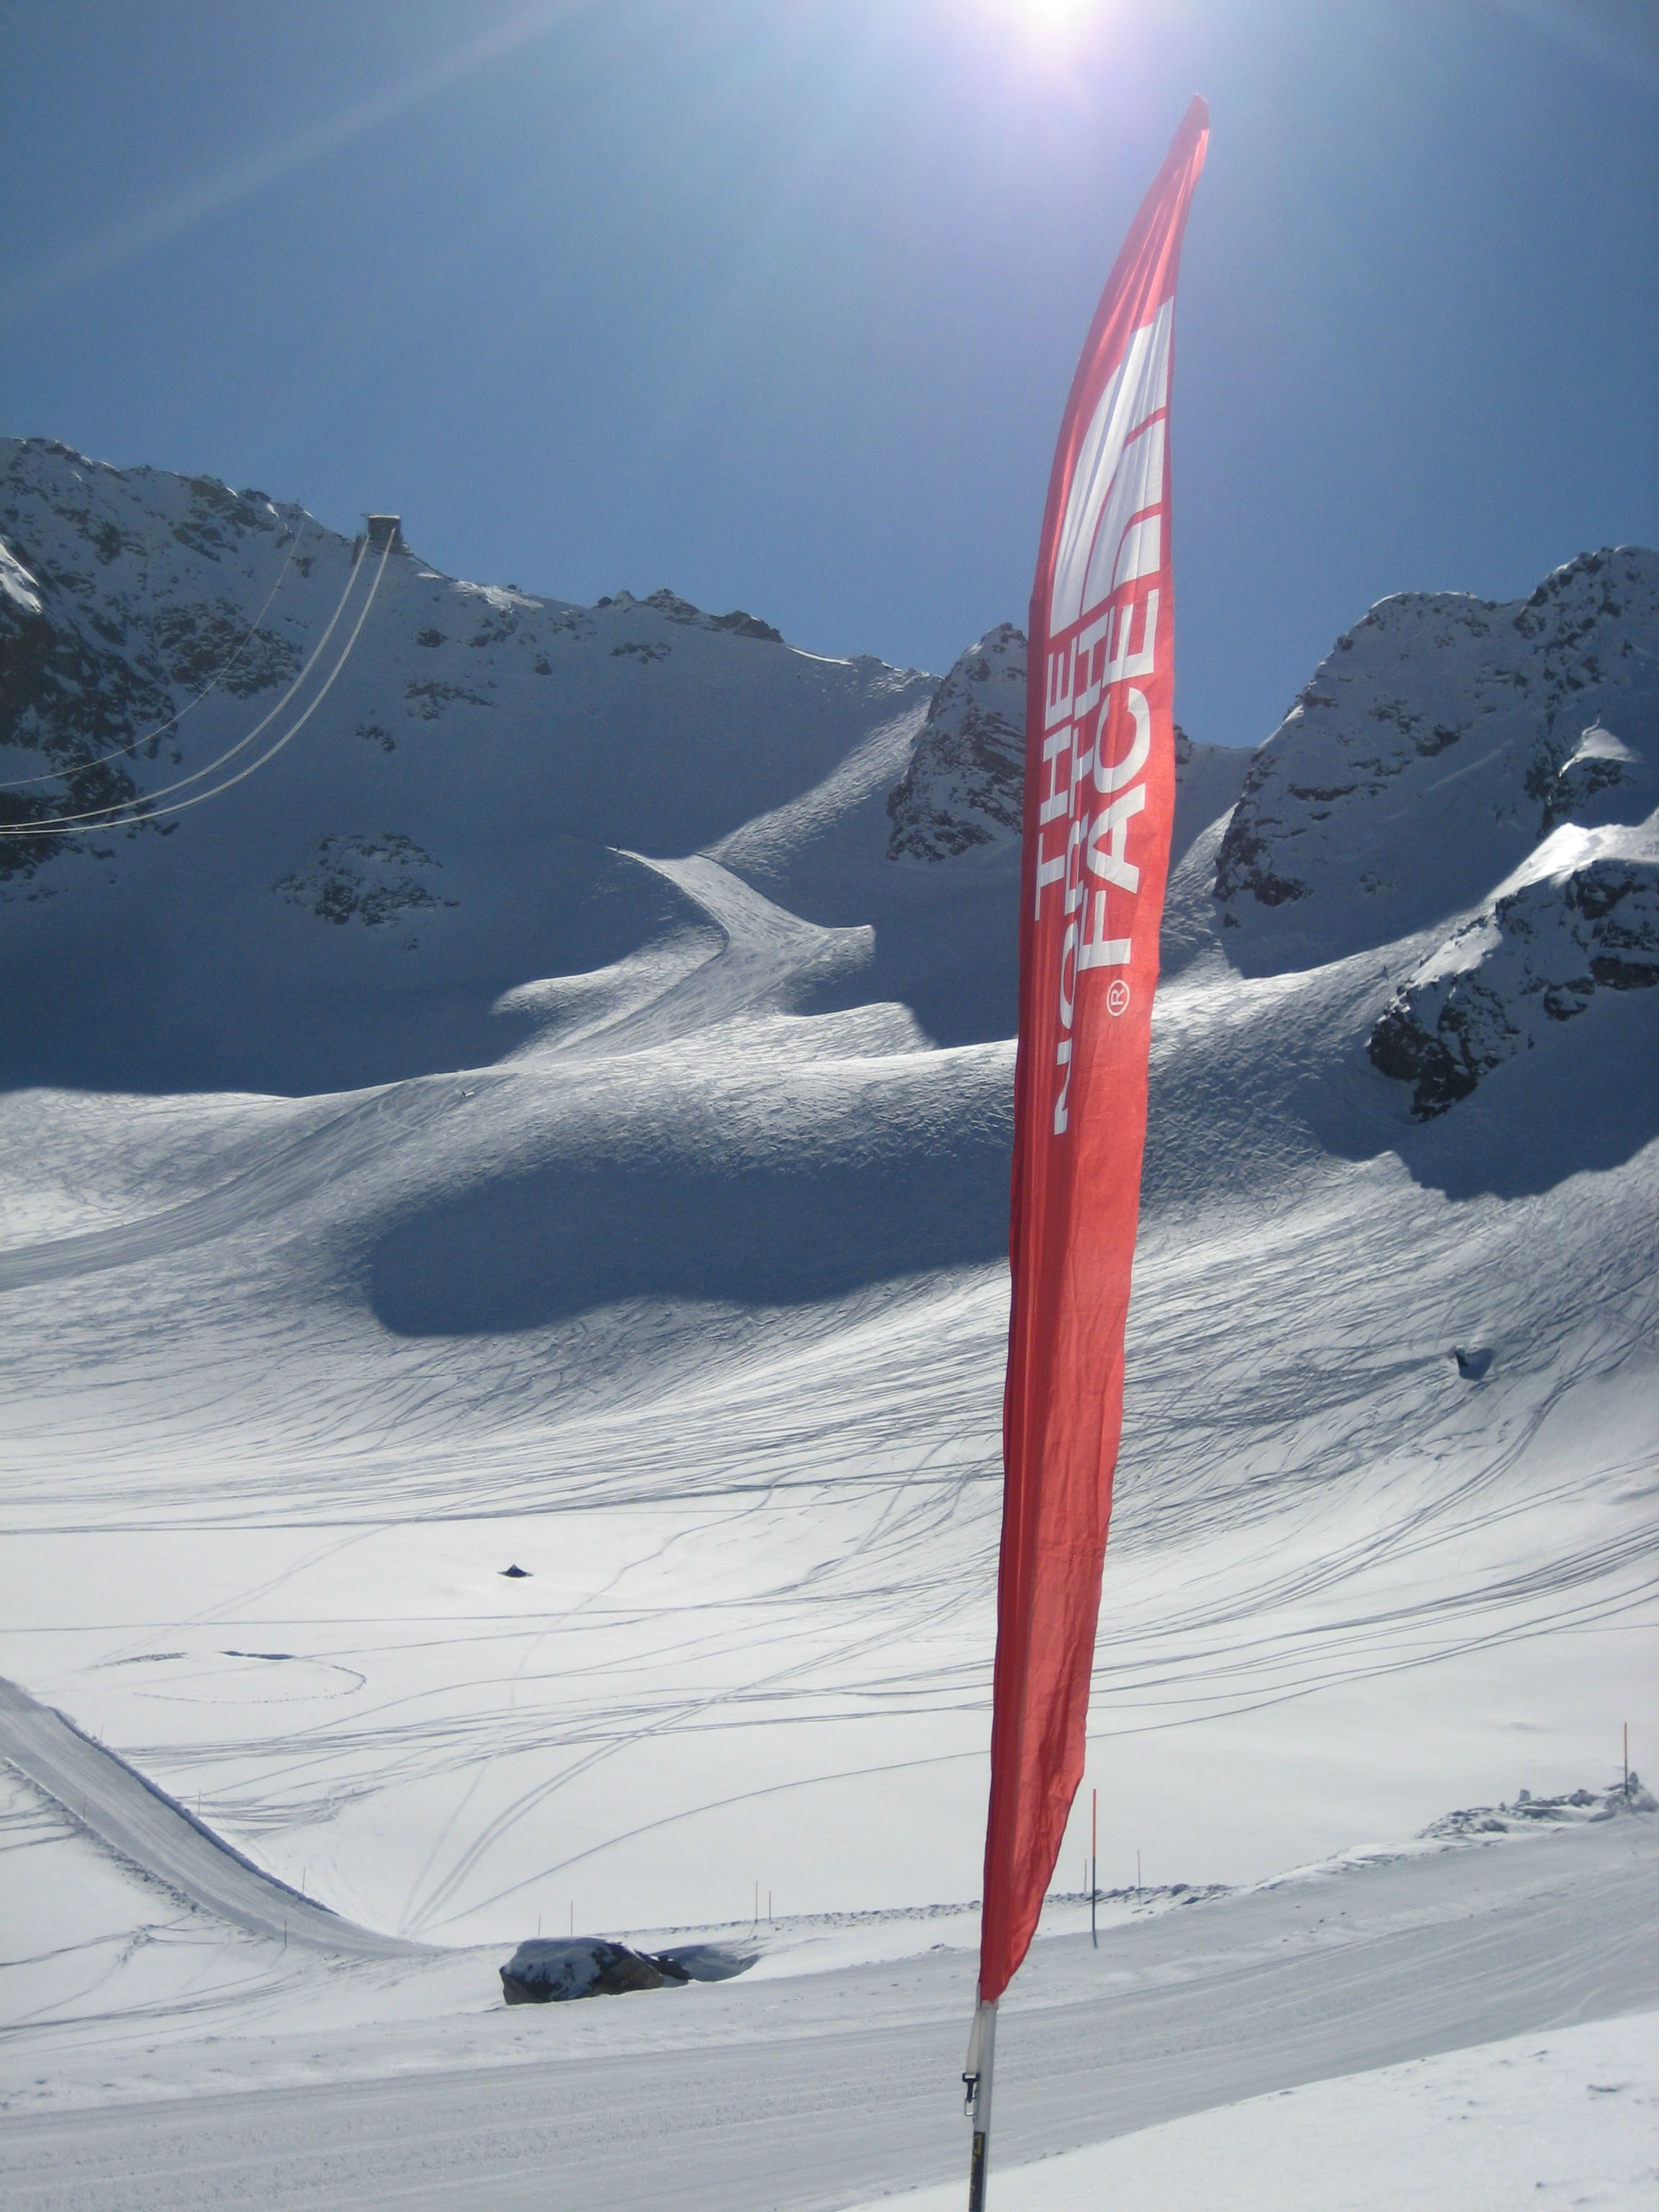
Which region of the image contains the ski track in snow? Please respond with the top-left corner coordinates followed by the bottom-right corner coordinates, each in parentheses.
top-left (1, 1810), bottom-right (1653, 2208)
top-left (0, 1673), bottom-right (418, 1955)
top-left (1, 452), bottom-right (1655, 2198)
top-left (2, 856), bottom-right (1652, 1940)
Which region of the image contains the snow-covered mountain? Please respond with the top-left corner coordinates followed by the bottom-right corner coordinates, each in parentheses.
top-left (884, 617), bottom-right (1249, 877)
top-left (1213, 549), bottom-right (1658, 950)
top-left (1203, 547), bottom-right (1659, 1119)
top-left (0, 439), bottom-right (933, 1090)
top-left (0, 440), bottom-right (1250, 1089)
top-left (886, 621), bottom-right (1026, 860)
top-left (0, 441), bottom-right (1653, 2070)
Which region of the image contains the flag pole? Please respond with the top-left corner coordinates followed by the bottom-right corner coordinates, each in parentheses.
top-left (964, 1999), bottom-right (998, 2211)
top-left (960, 86), bottom-right (1212, 2212)
top-left (960, 92), bottom-right (1209, 2212)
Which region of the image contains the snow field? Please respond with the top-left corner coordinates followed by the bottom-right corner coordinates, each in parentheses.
top-left (1, 852), bottom-right (1653, 1938)
top-left (3, 451), bottom-right (1655, 2205)
top-left (2, 1807), bottom-right (1653, 2208)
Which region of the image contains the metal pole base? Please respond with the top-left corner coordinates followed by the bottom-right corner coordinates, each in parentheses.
top-left (968, 2126), bottom-right (989, 2212)
top-left (963, 1999), bottom-right (998, 2210)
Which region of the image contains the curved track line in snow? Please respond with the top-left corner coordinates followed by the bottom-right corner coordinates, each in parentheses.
top-left (577, 850), bottom-right (876, 1049)
top-left (0, 1674), bottom-right (421, 1956)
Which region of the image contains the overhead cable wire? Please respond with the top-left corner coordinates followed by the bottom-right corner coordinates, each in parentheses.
top-left (0, 537), bottom-right (391, 837)
top-left (0, 532), bottom-right (364, 830)
top-left (0, 511), bottom-right (313, 791)
top-left (55, 534), bottom-right (396, 832)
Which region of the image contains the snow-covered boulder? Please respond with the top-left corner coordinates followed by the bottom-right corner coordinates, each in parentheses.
top-left (499, 1936), bottom-right (691, 2004)
top-left (1366, 812), bottom-right (1659, 1117)
top-left (1213, 548), bottom-right (1659, 973)
top-left (1420, 1776), bottom-right (1658, 1838)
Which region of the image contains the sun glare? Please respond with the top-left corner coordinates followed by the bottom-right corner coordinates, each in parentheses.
top-left (989, 0), bottom-right (1102, 27)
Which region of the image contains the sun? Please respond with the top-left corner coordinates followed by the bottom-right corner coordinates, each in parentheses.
top-left (986, 0), bottom-right (1102, 24)
top-left (966, 0), bottom-right (1108, 48)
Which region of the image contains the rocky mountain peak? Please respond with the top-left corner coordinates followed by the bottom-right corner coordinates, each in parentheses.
top-left (886, 623), bottom-right (1026, 860)
top-left (1211, 546), bottom-right (1658, 974)
top-left (884, 624), bottom-right (1251, 868)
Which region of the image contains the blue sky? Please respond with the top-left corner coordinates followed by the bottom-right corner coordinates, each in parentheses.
top-left (2, 0), bottom-right (1655, 747)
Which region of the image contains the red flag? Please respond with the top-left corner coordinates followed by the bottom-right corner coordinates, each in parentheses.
top-left (979, 96), bottom-right (1209, 2008)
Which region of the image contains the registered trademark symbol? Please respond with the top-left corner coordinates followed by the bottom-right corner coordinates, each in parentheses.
top-left (1106, 979), bottom-right (1131, 1017)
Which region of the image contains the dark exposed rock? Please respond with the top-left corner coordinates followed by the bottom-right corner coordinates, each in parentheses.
top-left (1367, 842), bottom-right (1659, 1117)
top-left (499, 1936), bottom-right (693, 2004)
top-left (272, 832), bottom-right (457, 935)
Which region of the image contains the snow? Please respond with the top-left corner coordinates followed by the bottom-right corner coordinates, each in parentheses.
top-left (1, 441), bottom-right (1655, 2204)
top-left (1369, 807), bottom-right (1658, 1115)
top-left (842, 2013), bottom-right (1659, 2212)
top-left (2, 1774), bottom-right (1653, 2204)
top-left (0, 534), bottom-right (42, 615)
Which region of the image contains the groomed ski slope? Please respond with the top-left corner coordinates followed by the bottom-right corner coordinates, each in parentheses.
top-left (2, 829), bottom-right (1653, 1941)
top-left (2, 1753), bottom-right (1653, 2208)
top-left (844, 2013), bottom-right (1658, 2212)
top-left (1, 449), bottom-right (1655, 2204)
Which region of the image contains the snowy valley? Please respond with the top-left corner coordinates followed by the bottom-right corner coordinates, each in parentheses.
top-left (1, 438), bottom-right (1655, 2207)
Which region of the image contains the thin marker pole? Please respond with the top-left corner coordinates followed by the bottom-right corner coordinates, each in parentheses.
top-left (1091, 1787), bottom-right (1098, 1949)
top-left (1624, 1722), bottom-right (1630, 1799)
top-left (1136, 1849), bottom-right (1141, 1896)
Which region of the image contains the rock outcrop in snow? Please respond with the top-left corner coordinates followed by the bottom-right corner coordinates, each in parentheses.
top-left (1420, 1777), bottom-right (1658, 1838)
top-left (886, 624), bottom-right (1025, 860)
top-left (499, 1936), bottom-right (691, 2002)
top-left (1367, 814), bottom-right (1659, 1116)
top-left (601, 585), bottom-right (783, 644)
